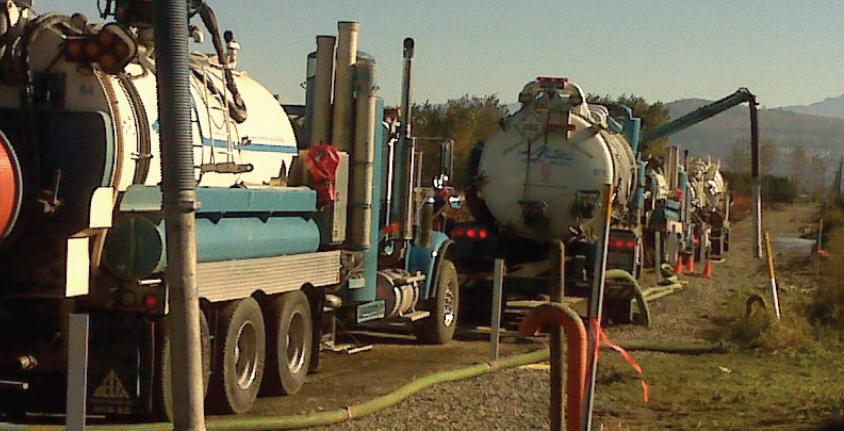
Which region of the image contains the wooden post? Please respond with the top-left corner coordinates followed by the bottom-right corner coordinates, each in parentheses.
top-left (549, 241), bottom-right (565, 431)
top-left (764, 232), bottom-right (781, 320)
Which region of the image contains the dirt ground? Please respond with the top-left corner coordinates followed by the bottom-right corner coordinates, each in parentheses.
top-left (310, 203), bottom-right (843, 430)
top-left (236, 203), bottom-right (843, 430)
top-left (4, 204), bottom-right (841, 430)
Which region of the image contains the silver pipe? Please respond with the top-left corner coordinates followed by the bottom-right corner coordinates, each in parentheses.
top-left (350, 57), bottom-right (377, 249)
top-left (152, 0), bottom-right (206, 428)
top-left (310, 35), bottom-right (336, 148)
top-left (331, 21), bottom-right (358, 153)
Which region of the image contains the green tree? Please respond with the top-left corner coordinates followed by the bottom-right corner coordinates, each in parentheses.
top-left (587, 93), bottom-right (671, 157)
top-left (412, 95), bottom-right (506, 187)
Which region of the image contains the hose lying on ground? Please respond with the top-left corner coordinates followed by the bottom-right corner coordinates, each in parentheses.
top-left (0, 336), bottom-right (728, 431)
top-left (606, 269), bottom-right (652, 328)
top-left (0, 349), bottom-right (551, 431)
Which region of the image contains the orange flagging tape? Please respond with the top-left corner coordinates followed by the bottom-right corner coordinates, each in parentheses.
top-left (592, 317), bottom-right (650, 403)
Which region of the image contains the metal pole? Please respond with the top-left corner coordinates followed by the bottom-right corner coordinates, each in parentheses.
top-left (153, 2), bottom-right (207, 430)
top-left (490, 259), bottom-right (505, 361)
top-left (394, 38), bottom-right (415, 240)
top-left (655, 231), bottom-right (663, 284)
top-left (582, 184), bottom-right (614, 431)
top-left (549, 240), bottom-right (565, 431)
top-left (66, 313), bottom-right (89, 431)
top-left (817, 218), bottom-right (824, 254)
top-left (749, 95), bottom-right (762, 259)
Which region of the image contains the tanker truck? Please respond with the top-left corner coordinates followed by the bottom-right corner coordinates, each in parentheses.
top-left (687, 155), bottom-right (731, 260)
top-left (453, 81), bottom-right (758, 324)
top-left (0, 0), bottom-right (459, 420)
top-left (454, 77), bottom-right (647, 324)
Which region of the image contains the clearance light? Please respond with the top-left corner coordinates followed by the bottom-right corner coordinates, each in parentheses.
top-left (142, 293), bottom-right (160, 310)
top-left (63, 23), bottom-right (137, 74)
top-left (626, 240), bottom-right (636, 249)
top-left (452, 227), bottom-right (465, 238)
top-left (478, 228), bottom-right (489, 240)
top-left (466, 229), bottom-right (478, 239)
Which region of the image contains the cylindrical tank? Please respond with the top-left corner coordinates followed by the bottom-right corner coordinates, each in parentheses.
top-left (0, 20), bottom-right (299, 195)
top-left (103, 214), bottom-right (320, 280)
top-left (688, 156), bottom-right (727, 211)
top-left (0, 15), bottom-right (300, 287)
top-left (475, 79), bottom-right (637, 243)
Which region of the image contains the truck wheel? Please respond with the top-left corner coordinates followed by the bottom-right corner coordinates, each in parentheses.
top-left (262, 290), bottom-right (312, 396)
top-left (414, 259), bottom-right (459, 344)
top-left (155, 310), bottom-right (211, 422)
top-left (208, 298), bottom-right (266, 414)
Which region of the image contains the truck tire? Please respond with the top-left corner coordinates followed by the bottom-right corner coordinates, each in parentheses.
top-left (155, 311), bottom-right (211, 421)
top-left (208, 298), bottom-right (266, 414)
top-left (261, 290), bottom-right (312, 396)
top-left (414, 259), bottom-right (459, 344)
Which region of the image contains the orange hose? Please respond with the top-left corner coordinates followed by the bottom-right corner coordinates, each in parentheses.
top-left (519, 303), bottom-right (587, 431)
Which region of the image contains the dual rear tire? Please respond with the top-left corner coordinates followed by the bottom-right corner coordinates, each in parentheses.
top-left (157, 291), bottom-right (314, 417)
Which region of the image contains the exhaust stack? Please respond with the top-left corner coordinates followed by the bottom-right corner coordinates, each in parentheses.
top-left (310, 35), bottom-right (336, 148)
top-left (350, 57), bottom-right (377, 249)
top-left (331, 21), bottom-right (359, 153)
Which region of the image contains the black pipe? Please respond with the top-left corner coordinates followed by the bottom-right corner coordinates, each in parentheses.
top-left (749, 94), bottom-right (759, 178)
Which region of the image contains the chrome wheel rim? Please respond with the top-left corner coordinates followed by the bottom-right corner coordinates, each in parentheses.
top-left (234, 320), bottom-right (258, 389)
top-left (285, 311), bottom-right (307, 374)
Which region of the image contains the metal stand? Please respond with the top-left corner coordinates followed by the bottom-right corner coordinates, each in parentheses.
top-left (66, 313), bottom-right (89, 431)
top-left (490, 259), bottom-right (505, 361)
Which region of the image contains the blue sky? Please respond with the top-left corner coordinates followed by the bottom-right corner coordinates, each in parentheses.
top-left (38, 0), bottom-right (844, 107)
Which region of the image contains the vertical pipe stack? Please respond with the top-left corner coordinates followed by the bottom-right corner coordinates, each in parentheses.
top-left (397, 38), bottom-right (416, 240)
top-left (310, 35), bottom-right (336, 148)
top-left (152, 0), bottom-right (206, 429)
top-left (303, 52), bottom-right (318, 147)
top-left (331, 22), bottom-right (359, 153)
top-left (350, 57), bottom-right (377, 249)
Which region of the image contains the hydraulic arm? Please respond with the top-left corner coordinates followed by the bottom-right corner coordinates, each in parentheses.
top-left (640, 88), bottom-right (757, 149)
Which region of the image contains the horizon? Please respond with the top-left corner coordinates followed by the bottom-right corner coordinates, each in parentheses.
top-left (37, 1), bottom-right (844, 108)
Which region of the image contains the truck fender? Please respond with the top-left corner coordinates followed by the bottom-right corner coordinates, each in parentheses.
top-left (407, 232), bottom-right (453, 300)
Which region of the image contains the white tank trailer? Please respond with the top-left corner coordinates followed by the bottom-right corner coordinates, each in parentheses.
top-left (0, 1), bottom-right (458, 420)
top-left (687, 155), bottom-right (731, 259)
top-left (455, 78), bottom-right (647, 323)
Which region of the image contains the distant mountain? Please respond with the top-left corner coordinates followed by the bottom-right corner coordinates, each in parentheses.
top-left (664, 98), bottom-right (844, 170)
top-left (779, 93), bottom-right (844, 118)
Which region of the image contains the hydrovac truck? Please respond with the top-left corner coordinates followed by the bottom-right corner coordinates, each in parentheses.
top-left (0, 0), bottom-right (459, 419)
top-left (455, 77), bottom-right (648, 324)
top-left (453, 79), bottom-right (757, 323)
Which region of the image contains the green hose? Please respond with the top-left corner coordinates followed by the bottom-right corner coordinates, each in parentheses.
top-left (0, 349), bottom-right (551, 431)
top-left (605, 269), bottom-right (652, 328)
